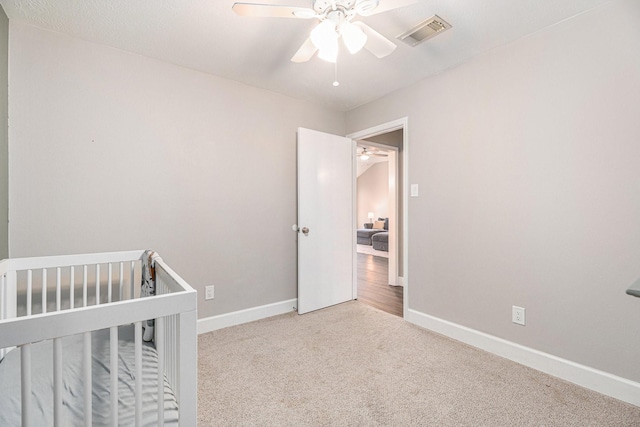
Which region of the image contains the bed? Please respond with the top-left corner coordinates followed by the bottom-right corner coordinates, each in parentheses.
top-left (0, 250), bottom-right (197, 426)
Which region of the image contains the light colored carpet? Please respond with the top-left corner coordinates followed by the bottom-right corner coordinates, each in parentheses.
top-left (357, 244), bottom-right (389, 259)
top-left (198, 301), bottom-right (640, 426)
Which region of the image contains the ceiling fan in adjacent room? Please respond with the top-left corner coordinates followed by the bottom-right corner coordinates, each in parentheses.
top-left (232, 0), bottom-right (418, 63)
top-left (358, 146), bottom-right (388, 160)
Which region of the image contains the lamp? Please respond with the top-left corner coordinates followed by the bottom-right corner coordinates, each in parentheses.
top-left (368, 212), bottom-right (374, 223)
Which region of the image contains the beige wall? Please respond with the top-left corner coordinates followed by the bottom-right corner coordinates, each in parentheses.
top-left (0, 6), bottom-right (8, 260)
top-left (8, 22), bottom-right (345, 319)
top-left (346, 0), bottom-right (640, 382)
top-left (357, 162), bottom-right (389, 228)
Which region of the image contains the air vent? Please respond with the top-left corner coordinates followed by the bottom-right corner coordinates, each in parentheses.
top-left (397, 15), bottom-right (451, 47)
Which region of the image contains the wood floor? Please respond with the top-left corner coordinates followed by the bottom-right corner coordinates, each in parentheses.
top-left (357, 252), bottom-right (403, 317)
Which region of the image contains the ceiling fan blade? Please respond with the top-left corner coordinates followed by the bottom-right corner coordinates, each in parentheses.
top-left (291, 37), bottom-right (318, 63)
top-left (359, 0), bottom-right (419, 16)
top-left (232, 3), bottom-right (316, 19)
top-left (353, 22), bottom-right (396, 58)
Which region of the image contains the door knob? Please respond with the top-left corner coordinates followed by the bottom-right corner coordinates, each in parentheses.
top-left (292, 224), bottom-right (310, 236)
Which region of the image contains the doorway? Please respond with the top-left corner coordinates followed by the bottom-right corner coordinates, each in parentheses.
top-left (349, 120), bottom-right (407, 318)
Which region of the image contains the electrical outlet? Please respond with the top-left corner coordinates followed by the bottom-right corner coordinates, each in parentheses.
top-left (512, 306), bottom-right (525, 326)
top-left (205, 285), bottom-right (215, 300)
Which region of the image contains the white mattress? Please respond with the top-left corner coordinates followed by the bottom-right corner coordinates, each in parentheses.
top-left (0, 324), bottom-right (178, 426)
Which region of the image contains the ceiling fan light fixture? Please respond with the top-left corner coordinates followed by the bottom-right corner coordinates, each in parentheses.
top-left (360, 154), bottom-right (370, 160)
top-left (341, 21), bottom-right (367, 54)
top-left (311, 20), bottom-right (338, 51)
top-left (317, 42), bottom-right (338, 62)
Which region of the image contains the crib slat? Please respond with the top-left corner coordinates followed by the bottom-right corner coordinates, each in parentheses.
top-left (42, 269), bottom-right (47, 314)
top-left (110, 326), bottom-right (118, 427)
top-left (170, 316), bottom-right (176, 388)
top-left (69, 266), bottom-right (75, 310)
top-left (165, 317), bottom-right (170, 386)
top-left (27, 270), bottom-right (32, 316)
top-left (107, 263), bottom-right (113, 304)
top-left (83, 265), bottom-right (88, 308)
top-left (130, 261), bottom-right (135, 300)
top-left (53, 338), bottom-right (62, 426)
top-left (0, 274), bottom-right (4, 321)
top-left (83, 332), bottom-right (92, 427)
top-left (135, 321), bottom-right (143, 427)
top-left (21, 343), bottom-right (32, 427)
top-left (156, 316), bottom-right (165, 427)
top-left (95, 264), bottom-right (101, 306)
top-left (56, 267), bottom-right (61, 311)
top-left (119, 262), bottom-right (124, 302)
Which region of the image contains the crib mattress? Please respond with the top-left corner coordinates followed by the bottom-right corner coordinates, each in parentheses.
top-left (0, 324), bottom-right (178, 427)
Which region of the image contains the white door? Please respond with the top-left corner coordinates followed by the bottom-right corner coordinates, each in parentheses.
top-left (297, 127), bottom-right (354, 314)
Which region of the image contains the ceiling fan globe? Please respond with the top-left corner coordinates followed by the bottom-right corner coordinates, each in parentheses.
top-left (311, 20), bottom-right (337, 50)
top-left (311, 19), bottom-right (340, 62)
top-left (317, 41), bottom-right (339, 62)
top-left (341, 21), bottom-right (367, 54)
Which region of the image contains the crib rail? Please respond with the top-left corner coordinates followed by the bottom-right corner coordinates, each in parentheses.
top-left (0, 250), bottom-right (197, 427)
top-left (0, 252), bottom-right (141, 327)
top-left (3, 250), bottom-right (144, 271)
top-left (0, 291), bottom-right (193, 347)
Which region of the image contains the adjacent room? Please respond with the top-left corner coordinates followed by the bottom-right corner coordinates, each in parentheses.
top-left (356, 136), bottom-right (404, 316)
top-left (0, 0), bottom-right (639, 425)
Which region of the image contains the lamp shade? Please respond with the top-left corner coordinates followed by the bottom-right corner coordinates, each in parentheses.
top-left (368, 212), bottom-right (375, 220)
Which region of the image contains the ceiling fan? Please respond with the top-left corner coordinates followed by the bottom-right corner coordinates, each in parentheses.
top-left (358, 146), bottom-right (388, 160)
top-left (232, 0), bottom-right (418, 63)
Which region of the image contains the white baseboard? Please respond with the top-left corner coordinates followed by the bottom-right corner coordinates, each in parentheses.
top-left (389, 276), bottom-right (404, 287)
top-left (198, 298), bottom-right (297, 334)
top-left (406, 308), bottom-right (640, 407)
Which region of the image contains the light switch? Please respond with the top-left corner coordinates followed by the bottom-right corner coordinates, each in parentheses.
top-left (410, 184), bottom-right (419, 197)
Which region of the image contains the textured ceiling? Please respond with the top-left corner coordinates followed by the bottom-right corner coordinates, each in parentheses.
top-left (0, 0), bottom-right (612, 111)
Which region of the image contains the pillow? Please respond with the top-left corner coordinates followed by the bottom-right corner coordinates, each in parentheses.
top-left (377, 217), bottom-right (389, 230)
top-left (373, 220), bottom-right (385, 230)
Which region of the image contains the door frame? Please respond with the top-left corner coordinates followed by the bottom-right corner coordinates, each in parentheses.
top-left (347, 117), bottom-right (409, 318)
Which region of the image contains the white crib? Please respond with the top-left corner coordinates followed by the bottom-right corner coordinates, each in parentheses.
top-left (0, 250), bottom-right (197, 426)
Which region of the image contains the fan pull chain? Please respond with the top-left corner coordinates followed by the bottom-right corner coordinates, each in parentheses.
top-left (333, 61), bottom-right (339, 87)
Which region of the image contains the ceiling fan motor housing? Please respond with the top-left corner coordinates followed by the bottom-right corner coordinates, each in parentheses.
top-left (354, 0), bottom-right (380, 15)
top-left (313, 0), bottom-right (356, 14)
top-left (313, 0), bottom-right (380, 16)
